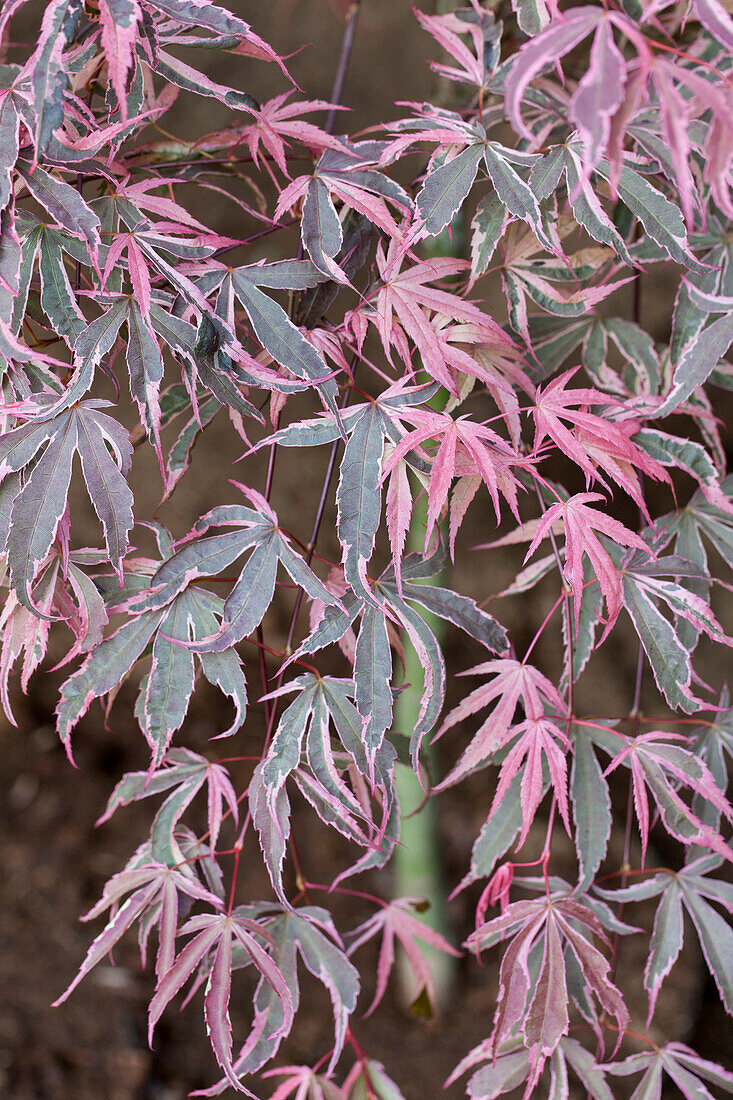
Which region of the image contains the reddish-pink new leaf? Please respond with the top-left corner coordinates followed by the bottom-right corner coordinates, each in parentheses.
top-left (385, 456), bottom-right (412, 596)
top-left (237, 93), bottom-right (349, 176)
top-left (525, 493), bottom-right (650, 633)
top-left (491, 716), bottom-right (572, 847)
top-left (348, 898), bottom-right (461, 1017)
top-left (370, 241), bottom-right (515, 393)
top-left (53, 862), bottom-right (222, 1008)
top-left (414, 3), bottom-right (492, 90)
top-left (382, 410), bottom-right (526, 555)
top-left (262, 1065), bottom-right (345, 1100)
top-left (434, 658), bottom-right (567, 790)
top-left (531, 370), bottom-right (669, 512)
top-left (571, 20), bottom-right (626, 173)
top-left (604, 733), bottom-right (733, 866)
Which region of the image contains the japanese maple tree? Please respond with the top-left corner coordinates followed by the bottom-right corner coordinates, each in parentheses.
top-left (2, 0), bottom-right (733, 1096)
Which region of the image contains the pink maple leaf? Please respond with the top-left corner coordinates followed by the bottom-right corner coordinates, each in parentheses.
top-left (274, 163), bottom-right (408, 252)
top-left (114, 179), bottom-right (221, 234)
top-left (433, 658), bottom-right (567, 792)
top-left (348, 897), bottom-right (461, 1017)
top-left (385, 455), bottom-right (412, 597)
top-left (524, 492), bottom-right (650, 633)
top-left (52, 861), bottom-right (223, 1007)
top-left (467, 896), bottom-right (628, 1082)
top-left (381, 409), bottom-right (526, 561)
top-left (0, 566), bottom-right (55, 724)
top-left (504, 8), bottom-right (651, 165)
top-left (531, 370), bottom-right (669, 513)
top-left (604, 733), bottom-right (733, 866)
top-left (574, 421), bottom-right (671, 517)
top-left (103, 233), bottom-right (153, 319)
top-left (237, 92), bottom-right (350, 176)
top-left (370, 240), bottom-right (514, 390)
top-left (262, 1065), bottom-right (344, 1100)
top-left (98, 0), bottom-right (143, 122)
top-left (414, 2), bottom-right (495, 90)
top-left (149, 911), bottom-right (292, 1096)
top-left (492, 715), bottom-right (572, 847)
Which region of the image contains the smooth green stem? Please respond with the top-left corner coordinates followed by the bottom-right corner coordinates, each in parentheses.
top-left (392, 486), bottom-right (455, 1012)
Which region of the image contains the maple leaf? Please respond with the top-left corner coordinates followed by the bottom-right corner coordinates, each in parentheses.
top-left (370, 240), bottom-right (515, 394)
top-left (695, 0), bottom-right (733, 52)
top-left (604, 1042), bottom-right (733, 1100)
top-left (191, 906), bottom-right (359, 1093)
top-left (381, 102), bottom-right (554, 248)
top-left (21, 0), bottom-right (84, 158)
top-left (636, 428), bottom-right (730, 516)
top-left (154, 910), bottom-right (290, 1091)
top-left (347, 897), bottom-right (461, 1017)
top-left (595, 855), bottom-right (733, 1021)
top-left (554, 149), bottom-right (636, 267)
top-left (148, 909), bottom-right (293, 1096)
top-left (657, 284), bottom-right (733, 417)
top-left (501, 2), bottom-right (712, 255)
top-left (53, 853), bottom-right (223, 1005)
top-left (98, 747), bottom-right (239, 857)
top-left (250, 674), bottom-right (397, 901)
top-left (492, 716), bottom-right (572, 847)
top-left (466, 895), bottom-right (628, 1081)
top-left (381, 409), bottom-right (526, 562)
top-left (569, 722), bottom-right (614, 892)
top-left (0, 545), bottom-right (108, 724)
top-left (185, 259), bottom-right (343, 419)
top-left (9, 216), bottom-right (86, 349)
top-left (632, 57), bottom-right (733, 230)
top-left (603, 732), bottom-right (733, 867)
top-left (448, 1036), bottom-right (615, 1100)
top-left (436, 318), bottom-right (533, 447)
top-left (593, 157), bottom-right (708, 275)
top-left (525, 492), bottom-right (650, 633)
top-left (530, 369), bottom-right (670, 513)
top-left (274, 142), bottom-right (411, 281)
top-left (0, 556), bottom-right (55, 721)
top-left (262, 1065), bottom-right (344, 1100)
top-left (132, 485), bottom-right (339, 655)
top-left (0, 397), bottom-right (134, 611)
top-left (503, 9), bottom-right (648, 162)
top-left (502, 243), bottom-right (635, 352)
top-left (609, 546), bottom-right (732, 713)
top-left (290, 548), bottom-right (506, 771)
top-left (55, 545), bottom-right (251, 766)
top-left (98, 0), bottom-right (143, 122)
top-left (658, 475), bottom-right (733, 573)
top-left (237, 92), bottom-right (349, 176)
top-left (433, 658), bottom-right (566, 797)
top-left (257, 379), bottom-right (440, 603)
top-left (342, 1059), bottom-right (407, 1099)
top-left (415, 3), bottom-right (501, 91)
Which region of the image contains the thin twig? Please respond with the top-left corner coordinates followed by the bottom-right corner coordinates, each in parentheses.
top-left (325, 2), bottom-right (363, 136)
top-left (255, 0), bottom-right (364, 744)
top-left (261, 355), bottom-right (358, 755)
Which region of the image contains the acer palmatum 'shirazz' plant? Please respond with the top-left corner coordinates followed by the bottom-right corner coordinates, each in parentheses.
top-left (2, 0), bottom-right (733, 1095)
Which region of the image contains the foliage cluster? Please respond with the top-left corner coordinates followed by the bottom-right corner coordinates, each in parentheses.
top-left (1, 0), bottom-right (733, 1096)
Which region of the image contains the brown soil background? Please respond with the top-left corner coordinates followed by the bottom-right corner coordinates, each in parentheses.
top-left (1, 2), bottom-right (732, 1098)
